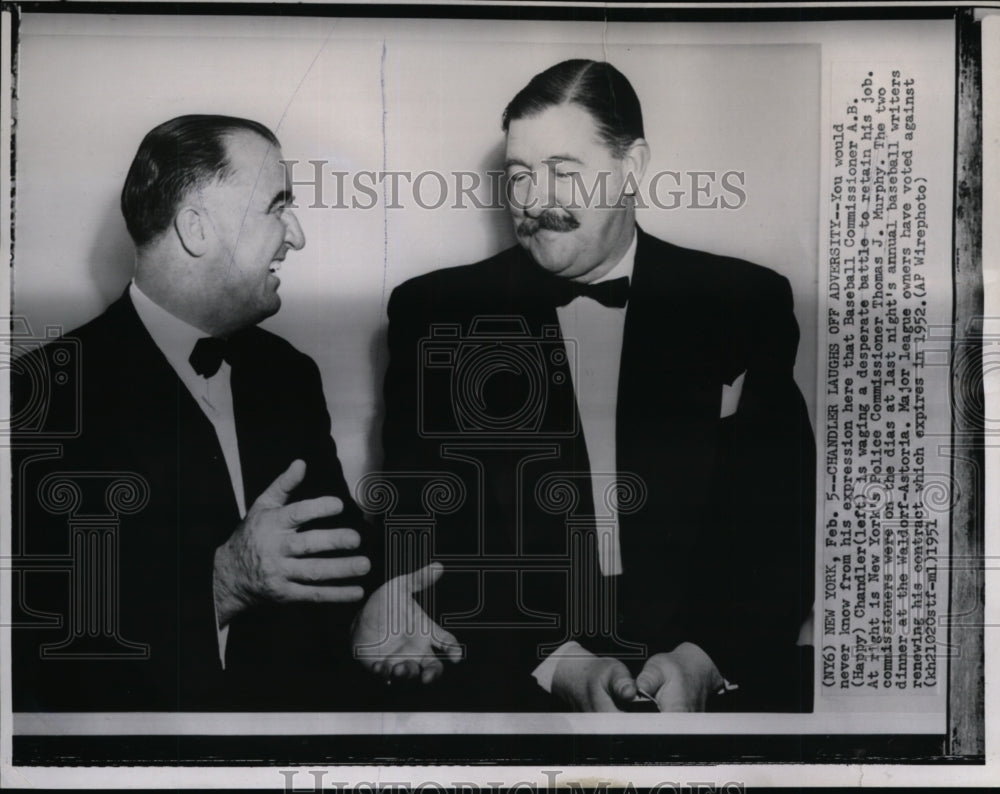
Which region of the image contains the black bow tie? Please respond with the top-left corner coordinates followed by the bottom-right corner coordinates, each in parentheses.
top-left (547, 275), bottom-right (630, 308)
top-left (189, 336), bottom-right (231, 378)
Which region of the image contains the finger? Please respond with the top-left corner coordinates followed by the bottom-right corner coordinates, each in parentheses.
top-left (636, 662), bottom-right (668, 698)
top-left (420, 658), bottom-right (445, 684)
top-left (654, 685), bottom-right (690, 713)
top-left (287, 555), bottom-right (370, 583)
top-left (283, 582), bottom-right (365, 603)
top-left (253, 460), bottom-right (307, 510)
top-left (600, 659), bottom-right (637, 708)
top-left (282, 496), bottom-right (345, 528)
top-left (431, 625), bottom-right (463, 663)
top-left (610, 670), bottom-right (638, 707)
top-left (284, 528), bottom-right (361, 556)
top-left (391, 659), bottom-right (421, 681)
top-left (591, 686), bottom-right (624, 713)
top-left (394, 561), bottom-right (444, 596)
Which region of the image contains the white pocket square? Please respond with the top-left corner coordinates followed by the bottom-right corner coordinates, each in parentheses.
top-left (720, 370), bottom-right (746, 418)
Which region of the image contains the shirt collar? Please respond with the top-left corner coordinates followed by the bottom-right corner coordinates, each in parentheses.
top-left (129, 280), bottom-right (212, 378)
top-left (590, 226), bottom-right (637, 286)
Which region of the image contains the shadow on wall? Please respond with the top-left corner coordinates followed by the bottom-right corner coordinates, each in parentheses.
top-left (481, 139), bottom-right (517, 254)
top-left (88, 193), bottom-right (135, 304)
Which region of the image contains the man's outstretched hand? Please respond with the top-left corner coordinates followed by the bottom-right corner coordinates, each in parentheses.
top-left (213, 459), bottom-right (370, 627)
top-left (351, 562), bottom-right (463, 685)
top-left (635, 642), bottom-right (724, 712)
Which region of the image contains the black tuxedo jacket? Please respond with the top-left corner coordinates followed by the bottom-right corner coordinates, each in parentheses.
top-left (381, 228), bottom-right (815, 711)
top-left (12, 290), bottom-right (377, 710)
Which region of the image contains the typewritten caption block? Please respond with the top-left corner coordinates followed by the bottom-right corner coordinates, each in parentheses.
top-left (820, 65), bottom-right (950, 697)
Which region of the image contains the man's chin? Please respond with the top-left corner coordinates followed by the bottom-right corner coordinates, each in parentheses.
top-left (257, 294), bottom-right (282, 322)
top-left (522, 237), bottom-right (576, 276)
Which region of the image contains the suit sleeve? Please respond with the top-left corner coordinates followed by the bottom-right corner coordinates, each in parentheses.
top-left (11, 343), bottom-right (229, 709)
top-left (297, 351), bottom-right (383, 591)
top-left (296, 354), bottom-right (366, 516)
top-left (686, 273), bottom-right (816, 709)
top-left (379, 282), bottom-right (440, 579)
top-left (222, 347), bottom-right (382, 708)
top-left (382, 283), bottom-right (430, 479)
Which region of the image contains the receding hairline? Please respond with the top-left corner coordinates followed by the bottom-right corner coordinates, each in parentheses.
top-left (139, 128), bottom-right (286, 249)
top-left (121, 115), bottom-right (282, 248)
top-left (196, 128), bottom-right (286, 194)
top-left (222, 126), bottom-right (281, 149)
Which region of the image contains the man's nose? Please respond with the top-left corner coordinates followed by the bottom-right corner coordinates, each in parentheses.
top-left (523, 177), bottom-right (552, 218)
top-left (283, 211), bottom-right (306, 250)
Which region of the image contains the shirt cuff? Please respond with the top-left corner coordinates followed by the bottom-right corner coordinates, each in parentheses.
top-left (217, 624), bottom-right (230, 670)
top-left (682, 642), bottom-right (737, 696)
top-left (531, 641), bottom-right (590, 693)
top-left (212, 568), bottom-right (229, 670)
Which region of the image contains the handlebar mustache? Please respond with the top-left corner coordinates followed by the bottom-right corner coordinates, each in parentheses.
top-left (516, 211), bottom-right (580, 237)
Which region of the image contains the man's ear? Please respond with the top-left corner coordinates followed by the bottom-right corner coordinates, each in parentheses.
top-left (621, 138), bottom-right (651, 192)
top-left (174, 205), bottom-right (209, 257)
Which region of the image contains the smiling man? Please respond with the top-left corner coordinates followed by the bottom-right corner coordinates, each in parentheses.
top-left (12, 115), bottom-right (414, 710)
top-left (381, 60), bottom-right (816, 712)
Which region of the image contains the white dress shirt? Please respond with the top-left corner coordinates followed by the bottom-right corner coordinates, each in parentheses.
top-left (555, 230), bottom-right (636, 578)
top-left (533, 228), bottom-right (637, 690)
top-left (130, 282), bottom-right (243, 667)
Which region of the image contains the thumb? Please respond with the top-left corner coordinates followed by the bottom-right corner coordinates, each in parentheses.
top-left (636, 660), bottom-right (667, 697)
top-left (253, 459), bottom-right (307, 510)
top-left (401, 561), bottom-right (445, 595)
top-left (608, 662), bottom-right (637, 707)
top-left (431, 622), bottom-right (464, 663)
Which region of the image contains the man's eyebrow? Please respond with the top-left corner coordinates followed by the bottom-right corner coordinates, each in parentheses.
top-left (543, 155), bottom-right (585, 166)
top-left (268, 189), bottom-right (294, 211)
top-left (503, 155), bottom-right (586, 169)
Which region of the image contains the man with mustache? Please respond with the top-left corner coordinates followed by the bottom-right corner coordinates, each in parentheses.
top-left (518, 210), bottom-right (580, 235)
top-left (12, 115), bottom-right (448, 710)
top-left (381, 60), bottom-right (815, 712)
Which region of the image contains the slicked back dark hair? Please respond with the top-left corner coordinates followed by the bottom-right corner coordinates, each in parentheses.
top-left (121, 114), bottom-right (280, 247)
top-left (501, 59), bottom-right (644, 158)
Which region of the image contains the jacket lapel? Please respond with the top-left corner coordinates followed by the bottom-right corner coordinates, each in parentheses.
top-left (107, 291), bottom-right (244, 537)
top-left (229, 333), bottom-right (294, 511)
top-left (468, 251), bottom-right (595, 556)
top-left (616, 230), bottom-right (726, 566)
